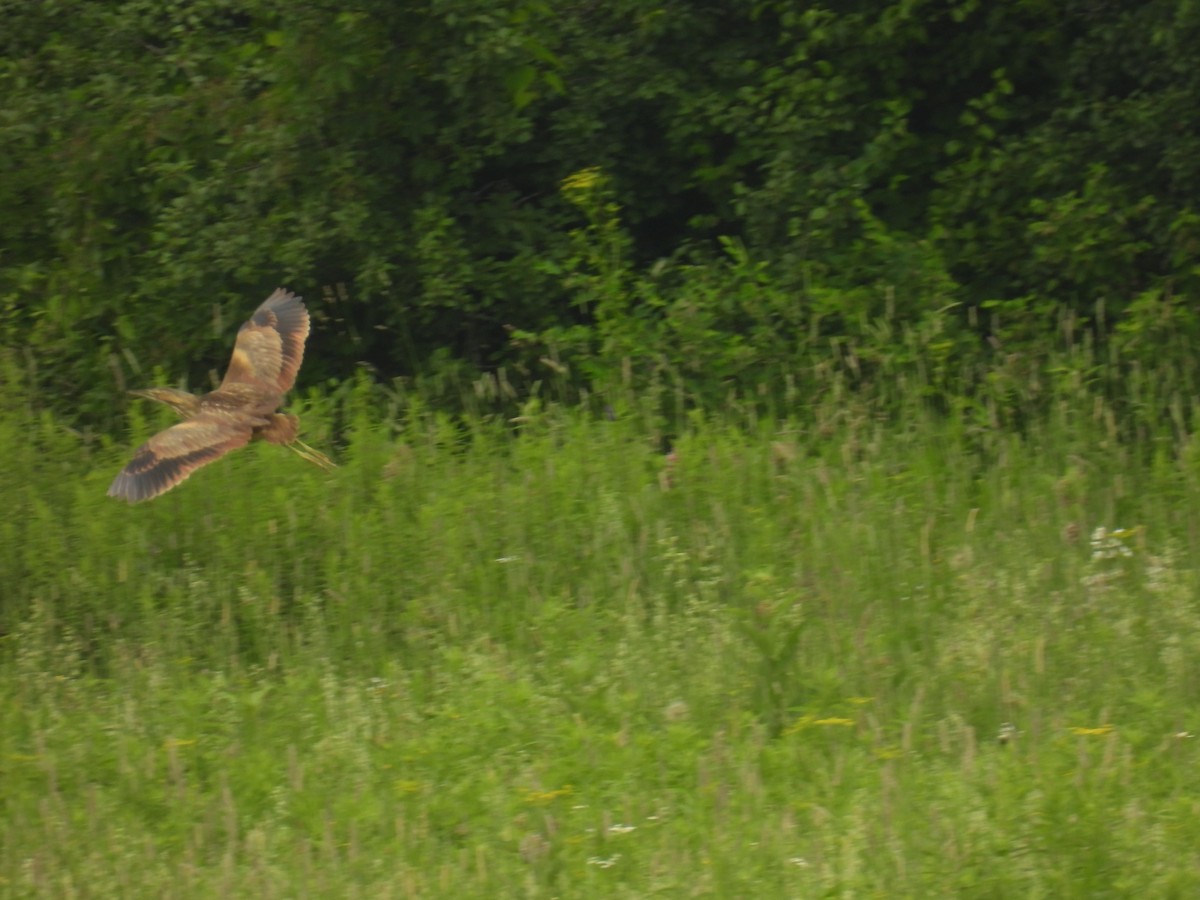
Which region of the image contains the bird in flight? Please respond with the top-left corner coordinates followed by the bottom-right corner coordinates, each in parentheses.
top-left (108, 288), bottom-right (335, 503)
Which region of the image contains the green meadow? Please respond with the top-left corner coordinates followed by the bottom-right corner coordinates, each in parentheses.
top-left (4, 352), bottom-right (1200, 899)
top-left (8, 3), bottom-right (1200, 895)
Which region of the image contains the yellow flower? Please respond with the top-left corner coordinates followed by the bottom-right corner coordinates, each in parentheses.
top-left (522, 785), bottom-right (574, 805)
top-left (784, 714), bottom-right (856, 735)
top-left (1069, 724), bottom-right (1115, 736)
top-left (561, 167), bottom-right (603, 196)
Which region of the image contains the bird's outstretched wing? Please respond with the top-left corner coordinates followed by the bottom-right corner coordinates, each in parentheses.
top-left (219, 288), bottom-right (310, 395)
top-left (107, 416), bottom-right (254, 503)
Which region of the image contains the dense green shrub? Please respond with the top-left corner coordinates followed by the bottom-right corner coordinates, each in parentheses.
top-left (3, 0), bottom-right (1200, 425)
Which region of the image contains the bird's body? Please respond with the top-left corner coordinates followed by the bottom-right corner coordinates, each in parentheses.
top-left (108, 288), bottom-right (333, 503)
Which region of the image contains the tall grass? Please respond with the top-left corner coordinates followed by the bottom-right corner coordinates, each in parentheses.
top-left (3, 344), bottom-right (1200, 897)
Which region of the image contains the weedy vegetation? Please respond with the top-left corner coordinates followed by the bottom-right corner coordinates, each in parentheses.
top-left (7, 4), bottom-right (1200, 895)
top-left (4, 327), bottom-right (1200, 898)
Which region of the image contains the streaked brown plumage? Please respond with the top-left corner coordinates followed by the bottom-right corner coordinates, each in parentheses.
top-left (108, 288), bottom-right (334, 503)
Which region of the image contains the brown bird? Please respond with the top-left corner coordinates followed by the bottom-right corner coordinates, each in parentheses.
top-left (108, 288), bottom-right (334, 503)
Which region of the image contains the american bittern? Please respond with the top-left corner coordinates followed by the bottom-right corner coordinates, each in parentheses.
top-left (108, 288), bottom-right (335, 503)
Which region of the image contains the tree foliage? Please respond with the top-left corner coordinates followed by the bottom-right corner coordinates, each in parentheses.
top-left (3, 0), bottom-right (1200, 423)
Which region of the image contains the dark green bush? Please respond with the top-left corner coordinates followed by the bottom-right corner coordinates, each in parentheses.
top-left (4, 0), bottom-right (1200, 427)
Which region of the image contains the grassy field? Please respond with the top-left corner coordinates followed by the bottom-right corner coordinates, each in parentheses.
top-left (4, 366), bottom-right (1200, 897)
